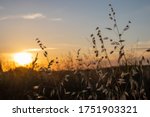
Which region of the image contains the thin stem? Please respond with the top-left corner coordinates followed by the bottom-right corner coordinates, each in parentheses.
top-left (97, 31), bottom-right (112, 67)
top-left (104, 50), bottom-right (112, 67)
top-left (111, 8), bottom-right (127, 65)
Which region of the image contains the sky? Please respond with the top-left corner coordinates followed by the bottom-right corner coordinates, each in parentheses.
top-left (0, 0), bottom-right (150, 64)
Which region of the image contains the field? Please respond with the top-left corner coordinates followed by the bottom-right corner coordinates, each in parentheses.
top-left (0, 64), bottom-right (150, 100)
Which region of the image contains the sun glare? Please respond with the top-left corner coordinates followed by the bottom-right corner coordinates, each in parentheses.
top-left (13, 52), bottom-right (33, 66)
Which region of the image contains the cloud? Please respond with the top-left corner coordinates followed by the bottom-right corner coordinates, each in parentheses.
top-left (22, 13), bottom-right (46, 20)
top-left (0, 17), bottom-right (9, 21)
top-left (0, 16), bottom-right (18, 21)
top-left (0, 13), bottom-right (63, 22)
top-left (24, 48), bottom-right (57, 52)
top-left (0, 13), bottom-right (46, 21)
top-left (50, 18), bottom-right (62, 21)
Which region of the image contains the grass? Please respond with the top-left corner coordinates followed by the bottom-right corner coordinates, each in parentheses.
top-left (0, 65), bottom-right (150, 100)
top-left (0, 3), bottom-right (150, 100)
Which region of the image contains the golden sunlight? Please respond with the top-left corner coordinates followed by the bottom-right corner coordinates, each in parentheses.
top-left (13, 52), bottom-right (33, 66)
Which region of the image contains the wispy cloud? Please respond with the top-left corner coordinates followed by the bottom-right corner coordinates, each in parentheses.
top-left (0, 13), bottom-right (46, 21)
top-left (50, 18), bottom-right (62, 21)
top-left (22, 13), bottom-right (46, 20)
top-left (24, 48), bottom-right (57, 52)
top-left (0, 16), bottom-right (17, 21)
top-left (0, 14), bottom-right (63, 22)
top-left (53, 43), bottom-right (80, 48)
top-left (0, 17), bottom-right (9, 21)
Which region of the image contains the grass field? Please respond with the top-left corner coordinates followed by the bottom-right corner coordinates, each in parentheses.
top-left (0, 64), bottom-right (150, 100)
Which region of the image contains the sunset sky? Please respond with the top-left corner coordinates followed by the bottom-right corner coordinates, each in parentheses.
top-left (0, 0), bottom-right (150, 65)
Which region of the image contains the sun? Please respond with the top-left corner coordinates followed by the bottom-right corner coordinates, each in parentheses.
top-left (13, 52), bottom-right (33, 66)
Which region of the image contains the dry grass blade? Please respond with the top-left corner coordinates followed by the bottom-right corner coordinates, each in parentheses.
top-left (96, 82), bottom-right (99, 88)
top-left (48, 60), bottom-right (54, 68)
top-left (97, 85), bottom-right (104, 91)
top-left (77, 48), bottom-right (81, 55)
top-left (105, 28), bottom-right (112, 30)
top-left (91, 34), bottom-right (94, 37)
top-left (101, 49), bottom-right (105, 53)
top-left (71, 92), bottom-right (76, 96)
top-left (140, 89), bottom-right (145, 95)
top-left (103, 37), bottom-right (109, 40)
top-left (111, 41), bottom-right (119, 45)
top-left (123, 25), bottom-right (129, 31)
top-left (118, 79), bottom-right (126, 84)
top-left (114, 24), bottom-right (117, 28)
top-left (118, 53), bottom-right (124, 63)
top-left (114, 46), bottom-right (117, 49)
top-left (142, 56), bottom-right (145, 61)
top-left (120, 94), bottom-right (126, 100)
top-left (120, 46), bottom-right (124, 50)
top-left (121, 72), bottom-right (129, 78)
top-left (65, 92), bottom-right (70, 95)
top-left (33, 85), bottom-right (39, 90)
top-left (110, 51), bottom-right (114, 54)
top-left (124, 92), bottom-right (129, 97)
top-left (32, 53), bottom-right (38, 69)
top-left (110, 39), bottom-right (113, 42)
top-left (82, 90), bottom-right (87, 93)
top-left (96, 27), bottom-right (99, 30)
top-left (88, 95), bottom-right (93, 100)
top-left (37, 96), bottom-right (45, 100)
top-left (115, 86), bottom-right (118, 92)
top-left (106, 77), bottom-right (112, 87)
top-left (119, 40), bottom-right (125, 42)
top-left (147, 59), bottom-right (150, 64)
top-left (146, 49), bottom-right (150, 52)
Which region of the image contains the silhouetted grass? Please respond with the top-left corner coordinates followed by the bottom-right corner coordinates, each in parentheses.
top-left (0, 65), bottom-right (150, 100)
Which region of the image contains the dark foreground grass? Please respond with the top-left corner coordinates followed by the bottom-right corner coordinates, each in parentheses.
top-left (0, 65), bottom-right (149, 100)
